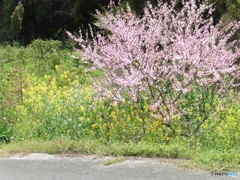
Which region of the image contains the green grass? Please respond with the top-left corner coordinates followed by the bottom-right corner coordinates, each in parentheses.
top-left (103, 157), bottom-right (125, 166)
top-left (0, 139), bottom-right (239, 171)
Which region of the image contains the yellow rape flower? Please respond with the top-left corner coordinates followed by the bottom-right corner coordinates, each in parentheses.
top-left (55, 65), bottom-right (59, 71)
top-left (79, 105), bottom-right (85, 113)
top-left (91, 124), bottom-right (97, 128)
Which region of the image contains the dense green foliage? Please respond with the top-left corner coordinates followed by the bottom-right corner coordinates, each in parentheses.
top-left (0, 41), bottom-right (239, 154)
top-left (0, 0), bottom-right (239, 44)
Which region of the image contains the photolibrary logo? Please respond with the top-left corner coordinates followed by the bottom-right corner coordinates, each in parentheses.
top-left (211, 172), bottom-right (238, 177)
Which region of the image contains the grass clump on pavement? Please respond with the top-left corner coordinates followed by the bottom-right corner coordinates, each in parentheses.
top-left (0, 139), bottom-right (239, 171)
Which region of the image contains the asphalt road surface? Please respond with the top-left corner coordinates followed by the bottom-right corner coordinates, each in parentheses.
top-left (0, 153), bottom-right (238, 180)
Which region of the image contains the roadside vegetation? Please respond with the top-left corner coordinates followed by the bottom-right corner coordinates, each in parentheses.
top-left (0, 0), bottom-right (239, 172)
top-left (0, 39), bottom-right (239, 171)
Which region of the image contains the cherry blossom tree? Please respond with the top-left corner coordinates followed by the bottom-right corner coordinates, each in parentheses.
top-left (67, 0), bottom-right (240, 130)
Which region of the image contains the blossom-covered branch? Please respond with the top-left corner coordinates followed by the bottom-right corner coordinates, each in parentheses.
top-left (67, 0), bottom-right (240, 123)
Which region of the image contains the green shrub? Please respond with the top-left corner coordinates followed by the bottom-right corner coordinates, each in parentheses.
top-left (0, 121), bottom-right (13, 143)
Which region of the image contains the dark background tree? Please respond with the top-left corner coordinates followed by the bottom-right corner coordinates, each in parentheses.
top-left (10, 1), bottom-right (24, 39)
top-left (20, 0), bottom-right (77, 44)
top-left (0, 0), bottom-right (19, 42)
top-left (0, 0), bottom-right (239, 44)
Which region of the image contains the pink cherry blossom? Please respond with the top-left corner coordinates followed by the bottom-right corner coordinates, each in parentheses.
top-left (68, 0), bottom-right (240, 123)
